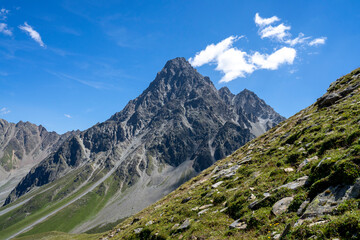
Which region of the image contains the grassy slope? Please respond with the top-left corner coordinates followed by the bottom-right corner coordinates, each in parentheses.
top-left (0, 166), bottom-right (100, 239)
top-left (18, 67), bottom-right (360, 239)
top-left (97, 67), bottom-right (360, 240)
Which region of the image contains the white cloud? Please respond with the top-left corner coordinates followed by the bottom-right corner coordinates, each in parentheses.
top-left (217, 48), bottom-right (255, 83)
top-left (189, 13), bottom-right (326, 82)
top-left (0, 23), bottom-right (12, 36)
top-left (285, 33), bottom-right (310, 46)
top-left (0, 8), bottom-right (9, 20)
top-left (64, 114), bottom-right (72, 118)
top-left (189, 36), bottom-right (296, 83)
top-left (0, 107), bottom-right (10, 115)
top-left (251, 47), bottom-right (296, 70)
top-left (259, 23), bottom-right (291, 41)
top-left (19, 22), bottom-right (45, 47)
top-left (254, 13), bottom-right (280, 27)
top-left (189, 36), bottom-right (239, 66)
top-left (309, 37), bottom-right (327, 46)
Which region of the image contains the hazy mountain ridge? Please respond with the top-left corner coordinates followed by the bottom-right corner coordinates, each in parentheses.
top-left (0, 119), bottom-right (77, 204)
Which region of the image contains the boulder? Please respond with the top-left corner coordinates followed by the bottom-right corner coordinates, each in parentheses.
top-left (272, 197), bottom-right (294, 216)
top-left (316, 92), bottom-right (341, 108)
top-left (303, 178), bottom-right (360, 218)
top-left (277, 176), bottom-right (309, 190)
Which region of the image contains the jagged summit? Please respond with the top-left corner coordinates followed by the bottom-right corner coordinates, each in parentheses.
top-left (163, 57), bottom-right (193, 70)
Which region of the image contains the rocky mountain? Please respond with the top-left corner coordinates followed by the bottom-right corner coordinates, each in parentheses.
top-left (0, 57), bottom-right (284, 239)
top-left (89, 67), bottom-right (359, 240)
top-left (0, 119), bottom-right (76, 204)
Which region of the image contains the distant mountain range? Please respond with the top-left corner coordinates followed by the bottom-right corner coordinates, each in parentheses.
top-left (0, 57), bottom-right (285, 238)
top-left (0, 119), bottom-right (77, 204)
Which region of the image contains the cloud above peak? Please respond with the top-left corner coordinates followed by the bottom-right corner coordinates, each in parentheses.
top-left (252, 47), bottom-right (296, 70)
top-left (189, 13), bottom-right (326, 83)
top-left (189, 36), bottom-right (296, 83)
top-left (19, 22), bottom-right (45, 47)
top-left (189, 36), bottom-right (239, 67)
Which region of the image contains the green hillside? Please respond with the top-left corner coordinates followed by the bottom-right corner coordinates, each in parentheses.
top-left (17, 67), bottom-right (360, 240)
top-left (96, 68), bottom-right (360, 240)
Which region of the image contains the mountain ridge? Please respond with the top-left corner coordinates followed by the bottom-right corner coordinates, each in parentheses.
top-left (0, 57), bottom-right (285, 238)
top-left (0, 118), bottom-right (77, 205)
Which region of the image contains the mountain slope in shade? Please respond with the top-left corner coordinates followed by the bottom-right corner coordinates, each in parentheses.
top-left (91, 67), bottom-right (360, 240)
top-left (0, 58), bottom-right (284, 238)
top-left (0, 119), bottom-right (76, 204)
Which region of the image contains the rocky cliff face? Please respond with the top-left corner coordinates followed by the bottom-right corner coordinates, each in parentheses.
top-left (1, 58), bottom-right (284, 234)
top-left (0, 119), bottom-right (76, 203)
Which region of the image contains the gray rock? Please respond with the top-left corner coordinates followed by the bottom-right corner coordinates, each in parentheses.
top-left (263, 192), bottom-right (271, 197)
top-left (220, 207), bottom-right (228, 213)
top-left (248, 193), bottom-right (257, 201)
top-left (145, 220), bottom-right (153, 226)
top-left (212, 165), bottom-right (239, 179)
top-left (272, 197), bottom-right (294, 216)
top-left (212, 181), bottom-right (223, 189)
top-left (316, 92), bottom-right (341, 108)
top-left (134, 228), bottom-right (143, 234)
top-left (297, 156), bottom-right (318, 172)
top-left (198, 209), bottom-right (209, 216)
top-left (303, 178), bottom-right (360, 218)
top-left (273, 234), bottom-right (281, 239)
top-left (284, 167), bottom-right (294, 173)
top-left (297, 199), bottom-right (310, 216)
top-left (308, 220), bottom-right (328, 227)
top-left (199, 204), bottom-right (213, 210)
top-left (229, 219), bottom-right (247, 229)
top-left (317, 82), bottom-right (360, 108)
top-left (277, 176), bottom-right (309, 190)
top-left (178, 219), bottom-right (191, 231)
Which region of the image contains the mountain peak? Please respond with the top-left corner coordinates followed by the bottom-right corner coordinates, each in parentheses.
top-left (163, 57), bottom-right (192, 71)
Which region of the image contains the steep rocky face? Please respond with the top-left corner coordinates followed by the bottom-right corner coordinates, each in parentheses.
top-left (0, 119), bottom-right (76, 203)
top-left (2, 58), bottom-right (284, 234)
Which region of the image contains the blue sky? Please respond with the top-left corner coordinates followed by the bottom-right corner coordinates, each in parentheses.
top-left (0, 0), bottom-right (359, 134)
